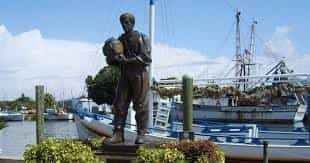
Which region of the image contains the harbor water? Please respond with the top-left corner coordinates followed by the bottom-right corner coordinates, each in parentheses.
top-left (0, 121), bottom-right (78, 159)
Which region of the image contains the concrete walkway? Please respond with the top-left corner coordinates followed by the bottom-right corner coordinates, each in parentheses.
top-left (0, 156), bottom-right (23, 163)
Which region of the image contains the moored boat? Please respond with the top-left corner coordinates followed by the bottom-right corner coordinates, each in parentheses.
top-left (172, 102), bottom-right (307, 123)
top-left (44, 109), bottom-right (74, 121)
top-left (74, 109), bottom-right (310, 162)
top-left (0, 111), bottom-right (24, 121)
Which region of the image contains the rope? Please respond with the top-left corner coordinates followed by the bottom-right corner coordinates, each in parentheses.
top-left (214, 20), bottom-right (235, 56)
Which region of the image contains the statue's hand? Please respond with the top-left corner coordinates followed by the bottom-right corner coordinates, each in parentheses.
top-left (115, 54), bottom-right (145, 65)
top-left (114, 55), bottom-right (127, 64)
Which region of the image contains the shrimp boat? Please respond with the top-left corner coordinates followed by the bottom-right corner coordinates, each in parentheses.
top-left (169, 79), bottom-right (308, 124)
top-left (155, 10), bottom-right (309, 124)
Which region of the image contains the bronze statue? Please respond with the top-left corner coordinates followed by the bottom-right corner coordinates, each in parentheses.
top-left (104, 12), bottom-right (151, 144)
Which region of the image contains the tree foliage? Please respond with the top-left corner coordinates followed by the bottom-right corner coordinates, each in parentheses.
top-left (0, 118), bottom-right (6, 130)
top-left (16, 93), bottom-right (32, 103)
top-left (0, 93), bottom-right (55, 111)
top-left (44, 93), bottom-right (56, 109)
top-left (86, 66), bottom-right (121, 105)
top-left (0, 93), bottom-right (35, 111)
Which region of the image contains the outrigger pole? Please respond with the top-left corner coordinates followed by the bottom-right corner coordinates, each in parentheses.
top-left (148, 0), bottom-right (155, 130)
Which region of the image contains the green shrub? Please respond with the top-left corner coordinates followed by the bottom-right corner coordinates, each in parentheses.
top-left (213, 144), bottom-right (225, 163)
top-left (160, 140), bottom-right (225, 163)
top-left (86, 137), bottom-right (105, 150)
top-left (136, 147), bottom-right (185, 163)
top-left (23, 139), bottom-right (102, 163)
top-left (196, 145), bottom-right (225, 163)
top-left (0, 118), bottom-right (6, 130)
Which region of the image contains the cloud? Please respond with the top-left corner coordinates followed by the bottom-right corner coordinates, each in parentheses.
top-left (264, 25), bottom-right (297, 60)
top-left (1, 24), bottom-right (308, 100)
top-left (152, 43), bottom-right (231, 79)
top-left (1, 25), bottom-right (232, 100)
top-left (262, 25), bottom-right (310, 74)
top-left (0, 25), bottom-right (103, 100)
top-left (274, 26), bottom-right (292, 36)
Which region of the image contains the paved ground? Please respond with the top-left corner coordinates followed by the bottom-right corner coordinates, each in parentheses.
top-left (0, 158), bottom-right (23, 163)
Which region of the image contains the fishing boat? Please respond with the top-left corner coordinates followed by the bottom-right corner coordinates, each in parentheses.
top-left (0, 111), bottom-right (24, 121)
top-left (171, 93), bottom-right (307, 123)
top-left (158, 61), bottom-right (309, 124)
top-left (154, 10), bottom-right (309, 123)
top-left (44, 109), bottom-right (74, 121)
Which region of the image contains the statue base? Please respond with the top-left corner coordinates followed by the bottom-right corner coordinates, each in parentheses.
top-left (97, 140), bottom-right (159, 163)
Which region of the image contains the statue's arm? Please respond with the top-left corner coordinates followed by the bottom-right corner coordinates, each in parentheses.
top-left (138, 34), bottom-right (152, 65)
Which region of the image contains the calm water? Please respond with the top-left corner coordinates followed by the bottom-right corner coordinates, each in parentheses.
top-left (0, 121), bottom-right (78, 159)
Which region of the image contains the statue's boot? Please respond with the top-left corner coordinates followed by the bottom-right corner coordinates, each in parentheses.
top-left (134, 108), bottom-right (147, 144)
top-left (135, 130), bottom-right (146, 144)
top-left (105, 126), bottom-right (124, 144)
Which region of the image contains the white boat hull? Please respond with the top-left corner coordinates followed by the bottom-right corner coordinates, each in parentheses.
top-left (0, 112), bottom-right (24, 121)
top-left (75, 113), bottom-right (310, 162)
top-left (44, 113), bottom-right (74, 121)
top-left (173, 104), bottom-right (307, 123)
top-left (75, 115), bottom-right (173, 142)
top-left (220, 143), bottom-right (310, 162)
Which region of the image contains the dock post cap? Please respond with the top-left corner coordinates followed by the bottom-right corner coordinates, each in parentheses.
top-left (182, 74), bottom-right (193, 80)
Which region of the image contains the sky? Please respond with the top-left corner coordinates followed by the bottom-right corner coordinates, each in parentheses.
top-left (0, 0), bottom-right (309, 100)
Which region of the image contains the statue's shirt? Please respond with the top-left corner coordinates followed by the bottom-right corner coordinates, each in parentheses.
top-left (118, 30), bottom-right (151, 72)
top-left (119, 31), bottom-right (141, 58)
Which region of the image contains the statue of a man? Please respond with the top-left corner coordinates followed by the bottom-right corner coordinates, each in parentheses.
top-left (105, 12), bottom-right (151, 144)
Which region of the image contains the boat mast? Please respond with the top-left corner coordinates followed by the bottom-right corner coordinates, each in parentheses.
top-left (148, 0), bottom-right (155, 130)
top-left (235, 11), bottom-right (258, 91)
top-left (235, 10), bottom-right (242, 89)
top-left (247, 20), bottom-right (257, 76)
top-left (243, 20), bottom-right (257, 90)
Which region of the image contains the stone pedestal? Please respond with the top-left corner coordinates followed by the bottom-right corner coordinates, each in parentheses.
top-left (98, 140), bottom-right (159, 163)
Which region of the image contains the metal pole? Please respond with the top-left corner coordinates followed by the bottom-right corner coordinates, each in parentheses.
top-left (147, 0), bottom-right (155, 131)
top-left (263, 141), bottom-right (269, 163)
top-left (235, 10), bottom-right (241, 79)
top-left (36, 85), bottom-right (44, 144)
top-left (182, 75), bottom-right (193, 139)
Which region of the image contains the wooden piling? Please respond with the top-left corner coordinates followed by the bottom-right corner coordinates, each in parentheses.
top-left (35, 85), bottom-right (44, 144)
top-left (182, 75), bottom-right (193, 139)
top-left (263, 141), bottom-right (269, 163)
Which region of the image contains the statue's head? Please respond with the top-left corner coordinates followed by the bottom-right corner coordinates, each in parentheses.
top-left (120, 13), bottom-right (135, 33)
